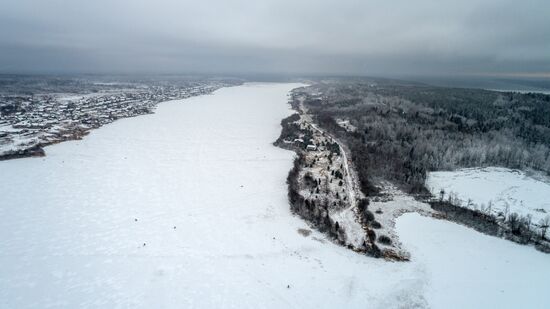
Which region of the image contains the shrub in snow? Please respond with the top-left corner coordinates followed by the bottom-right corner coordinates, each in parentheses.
top-left (378, 235), bottom-right (392, 245)
top-left (364, 209), bottom-right (375, 222)
top-left (367, 229), bottom-right (376, 243)
top-left (539, 216), bottom-right (550, 240)
top-left (357, 199), bottom-right (369, 212)
top-left (370, 243), bottom-right (382, 258)
top-left (370, 220), bottom-right (382, 229)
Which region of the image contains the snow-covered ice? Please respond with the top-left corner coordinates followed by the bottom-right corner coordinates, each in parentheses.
top-left (397, 212), bottom-right (550, 309)
top-left (426, 167), bottom-right (550, 222)
top-left (1, 84), bottom-right (549, 308)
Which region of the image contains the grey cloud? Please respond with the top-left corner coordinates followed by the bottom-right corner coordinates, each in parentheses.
top-left (0, 0), bottom-right (549, 76)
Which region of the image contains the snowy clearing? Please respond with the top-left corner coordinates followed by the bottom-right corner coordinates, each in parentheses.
top-left (369, 184), bottom-right (434, 258)
top-left (1, 84), bottom-right (549, 308)
top-left (426, 167), bottom-right (550, 223)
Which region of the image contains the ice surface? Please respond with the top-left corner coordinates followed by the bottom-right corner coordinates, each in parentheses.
top-left (1, 84), bottom-right (549, 308)
top-left (397, 213), bottom-right (550, 309)
top-left (427, 167), bottom-right (550, 222)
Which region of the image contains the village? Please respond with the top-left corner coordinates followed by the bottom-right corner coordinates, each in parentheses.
top-left (0, 80), bottom-right (238, 159)
top-left (277, 91), bottom-right (416, 260)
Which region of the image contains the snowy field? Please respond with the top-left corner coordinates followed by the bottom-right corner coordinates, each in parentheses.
top-left (427, 167), bottom-right (550, 223)
top-left (1, 84), bottom-right (549, 308)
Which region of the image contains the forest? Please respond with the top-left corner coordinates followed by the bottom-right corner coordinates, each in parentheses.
top-left (298, 78), bottom-right (550, 194)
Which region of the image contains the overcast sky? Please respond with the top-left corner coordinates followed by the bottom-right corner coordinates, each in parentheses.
top-left (1, 0), bottom-right (549, 76)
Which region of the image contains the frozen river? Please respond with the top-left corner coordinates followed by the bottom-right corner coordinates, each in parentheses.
top-left (1, 83), bottom-right (549, 308)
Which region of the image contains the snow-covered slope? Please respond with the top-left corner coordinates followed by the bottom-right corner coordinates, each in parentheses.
top-left (426, 167), bottom-right (550, 222)
top-left (1, 84), bottom-right (549, 308)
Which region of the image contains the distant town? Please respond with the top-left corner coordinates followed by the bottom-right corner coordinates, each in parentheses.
top-left (0, 76), bottom-right (242, 159)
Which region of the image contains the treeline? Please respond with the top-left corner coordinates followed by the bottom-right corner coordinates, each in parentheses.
top-left (431, 197), bottom-right (550, 253)
top-left (287, 153), bottom-right (351, 246)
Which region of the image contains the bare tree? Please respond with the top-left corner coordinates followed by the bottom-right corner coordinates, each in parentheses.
top-left (539, 216), bottom-right (550, 240)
